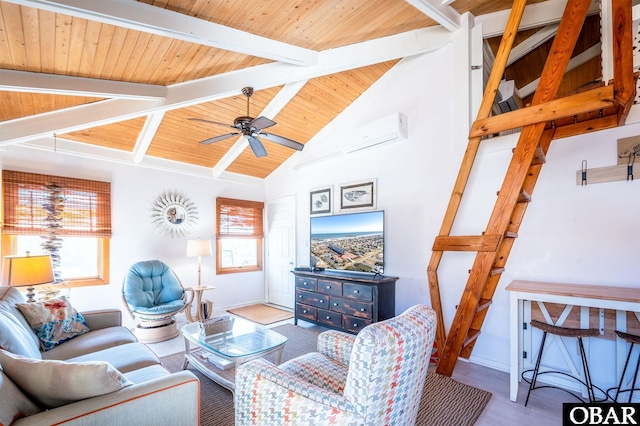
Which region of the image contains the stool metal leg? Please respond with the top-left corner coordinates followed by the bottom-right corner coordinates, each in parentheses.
top-left (577, 337), bottom-right (595, 403)
top-left (613, 342), bottom-right (634, 402)
top-left (525, 331), bottom-right (548, 407)
top-left (626, 343), bottom-right (640, 403)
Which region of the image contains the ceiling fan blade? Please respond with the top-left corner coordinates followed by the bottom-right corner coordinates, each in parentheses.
top-left (259, 132), bottom-right (304, 151)
top-left (188, 118), bottom-right (236, 129)
top-left (246, 135), bottom-right (268, 157)
top-left (199, 133), bottom-right (238, 144)
top-left (250, 116), bottom-right (276, 130)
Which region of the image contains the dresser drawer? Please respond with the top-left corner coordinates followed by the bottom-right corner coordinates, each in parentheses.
top-left (317, 279), bottom-right (342, 296)
top-left (295, 276), bottom-right (318, 292)
top-left (342, 283), bottom-right (372, 301)
top-left (342, 316), bottom-right (372, 333)
top-left (329, 297), bottom-right (372, 319)
top-left (296, 303), bottom-right (317, 321)
top-left (317, 308), bottom-right (342, 328)
top-left (296, 289), bottom-right (329, 309)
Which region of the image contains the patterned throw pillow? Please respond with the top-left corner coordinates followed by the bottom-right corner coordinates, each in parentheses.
top-left (16, 297), bottom-right (90, 352)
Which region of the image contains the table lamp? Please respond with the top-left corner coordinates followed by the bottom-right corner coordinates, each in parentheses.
top-left (3, 253), bottom-right (55, 302)
top-left (186, 239), bottom-right (212, 287)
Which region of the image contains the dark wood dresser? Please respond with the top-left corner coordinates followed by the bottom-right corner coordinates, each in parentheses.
top-left (291, 270), bottom-right (398, 334)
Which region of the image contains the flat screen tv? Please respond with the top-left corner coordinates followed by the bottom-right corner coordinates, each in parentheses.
top-left (310, 210), bottom-right (384, 275)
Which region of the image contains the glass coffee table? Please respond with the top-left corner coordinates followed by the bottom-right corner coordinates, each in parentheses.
top-left (181, 315), bottom-right (287, 392)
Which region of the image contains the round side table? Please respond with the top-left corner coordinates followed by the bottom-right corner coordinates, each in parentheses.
top-left (186, 285), bottom-right (215, 322)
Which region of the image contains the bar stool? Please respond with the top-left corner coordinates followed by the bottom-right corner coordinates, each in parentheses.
top-left (608, 330), bottom-right (640, 403)
top-left (523, 320), bottom-right (601, 406)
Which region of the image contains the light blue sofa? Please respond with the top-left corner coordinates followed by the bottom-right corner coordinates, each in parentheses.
top-left (0, 286), bottom-right (199, 425)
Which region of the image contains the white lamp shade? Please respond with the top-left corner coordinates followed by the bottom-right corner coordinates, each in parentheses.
top-left (186, 239), bottom-right (213, 257)
top-left (3, 254), bottom-right (55, 287)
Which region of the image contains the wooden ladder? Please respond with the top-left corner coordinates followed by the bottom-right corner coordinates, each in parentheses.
top-left (430, 0), bottom-right (636, 377)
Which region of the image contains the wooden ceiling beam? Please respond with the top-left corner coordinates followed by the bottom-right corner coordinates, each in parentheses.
top-left (516, 43), bottom-right (602, 98)
top-left (3, 0), bottom-right (318, 66)
top-left (132, 112), bottom-right (165, 163)
top-left (0, 26), bottom-right (451, 146)
top-left (0, 69), bottom-right (167, 100)
top-left (404, 0), bottom-right (461, 31)
top-left (506, 24), bottom-right (559, 66)
top-left (476, 0), bottom-right (600, 38)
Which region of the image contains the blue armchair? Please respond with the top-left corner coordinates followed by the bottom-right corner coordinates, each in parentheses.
top-left (122, 260), bottom-right (194, 343)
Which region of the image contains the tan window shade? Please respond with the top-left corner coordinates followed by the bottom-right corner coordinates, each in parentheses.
top-left (216, 197), bottom-right (264, 239)
top-left (3, 170), bottom-right (112, 237)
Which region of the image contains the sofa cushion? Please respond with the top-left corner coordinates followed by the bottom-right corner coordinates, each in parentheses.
top-left (0, 288), bottom-right (41, 359)
top-left (64, 342), bottom-right (161, 373)
top-left (41, 326), bottom-right (137, 361)
top-left (0, 370), bottom-right (41, 426)
top-left (16, 297), bottom-right (90, 352)
top-left (123, 364), bottom-right (170, 383)
top-left (0, 349), bottom-right (133, 409)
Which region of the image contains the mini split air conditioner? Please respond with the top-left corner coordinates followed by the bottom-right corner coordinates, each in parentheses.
top-left (496, 80), bottom-right (520, 113)
top-left (341, 112), bottom-right (408, 154)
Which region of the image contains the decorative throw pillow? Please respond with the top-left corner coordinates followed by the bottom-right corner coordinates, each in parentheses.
top-left (16, 297), bottom-right (90, 351)
top-left (0, 349), bottom-right (133, 408)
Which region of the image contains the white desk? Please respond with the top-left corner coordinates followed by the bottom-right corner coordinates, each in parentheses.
top-left (505, 280), bottom-right (640, 402)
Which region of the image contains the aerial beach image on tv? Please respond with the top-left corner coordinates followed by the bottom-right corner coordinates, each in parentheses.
top-left (310, 211), bottom-right (384, 274)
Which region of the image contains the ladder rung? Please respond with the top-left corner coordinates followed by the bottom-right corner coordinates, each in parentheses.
top-left (518, 189), bottom-right (531, 203)
top-left (476, 298), bottom-right (492, 312)
top-left (495, 189), bottom-right (531, 203)
top-left (463, 329), bottom-right (481, 347)
top-left (532, 144), bottom-right (546, 165)
top-left (489, 267), bottom-right (505, 276)
top-left (512, 144), bottom-right (546, 165)
top-left (433, 235), bottom-right (501, 252)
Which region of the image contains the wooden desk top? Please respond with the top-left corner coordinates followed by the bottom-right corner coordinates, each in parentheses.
top-left (506, 280), bottom-right (640, 304)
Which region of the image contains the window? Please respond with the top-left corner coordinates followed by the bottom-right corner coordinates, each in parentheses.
top-left (2, 170), bottom-right (111, 287)
top-left (216, 197), bottom-right (264, 274)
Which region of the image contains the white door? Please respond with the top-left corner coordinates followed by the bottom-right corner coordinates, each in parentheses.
top-left (266, 196), bottom-right (296, 308)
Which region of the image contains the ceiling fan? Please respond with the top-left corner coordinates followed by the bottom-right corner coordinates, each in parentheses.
top-left (188, 87), bottom-right (304, 158)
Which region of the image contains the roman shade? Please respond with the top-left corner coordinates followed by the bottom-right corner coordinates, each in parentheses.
top-left (3, 170), bottom-right (111, 238)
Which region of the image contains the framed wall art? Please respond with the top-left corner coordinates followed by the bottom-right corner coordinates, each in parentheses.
top-left (310, 186), bottom-right (332, 215)
top-left (339, 179), bottom-right (376, 210)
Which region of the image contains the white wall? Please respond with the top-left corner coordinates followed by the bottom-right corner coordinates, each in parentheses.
top-left (267, 47), bottom-right (458, 312)
top-left (266, 37), bottom-right (640, 382)
top-left (0, 146), bottom-right (266, 327)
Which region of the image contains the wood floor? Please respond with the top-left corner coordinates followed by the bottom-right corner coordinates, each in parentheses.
top-left (147, 316), bottom-right (570, 426)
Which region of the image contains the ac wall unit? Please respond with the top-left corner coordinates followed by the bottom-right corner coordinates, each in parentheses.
top-left (342, 112), bottom-right (408, 154)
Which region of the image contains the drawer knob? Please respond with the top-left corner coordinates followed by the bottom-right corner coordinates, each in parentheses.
top-left (360, 308), bottom-right (365, 312)
top-left (354, 290), bottom-right (359, 293)
top-left (333, 303), bottom-right (338, 306)
top-left (326, 316), bottom-right (331, 320)
top-left (320, 300), bottom-right (324, 303)
top-left (303, 282), bottom-right (308, 285)
top-left (326, 286), bottom-right (331, 289)
top-left (298, 295), bottom-right (303, 298)
top-left (353, 323), bottom-right (359, 327)
top-left (303, 310), bottom-right (308, 314)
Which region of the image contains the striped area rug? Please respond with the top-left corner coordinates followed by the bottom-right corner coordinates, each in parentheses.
top-left (160, 324), bottom-right (491, 425)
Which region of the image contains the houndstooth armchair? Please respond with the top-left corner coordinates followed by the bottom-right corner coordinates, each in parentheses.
top-left (235, 304), bottom-right (437, 425)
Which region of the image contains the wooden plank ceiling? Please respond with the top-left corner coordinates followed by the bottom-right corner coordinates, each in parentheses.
top-left (0, 0), bottom-right (627, 180)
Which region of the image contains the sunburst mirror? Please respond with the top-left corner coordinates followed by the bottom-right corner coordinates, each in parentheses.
top-left (151, 191), bottom-right (199, 238)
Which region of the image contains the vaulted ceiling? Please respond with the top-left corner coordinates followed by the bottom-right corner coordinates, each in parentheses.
top-left (0, 0), bottom-right (634, 182)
